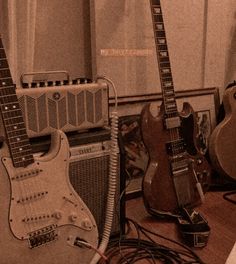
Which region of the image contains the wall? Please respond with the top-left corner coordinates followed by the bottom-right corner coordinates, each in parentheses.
top-left (92, 0), bottom-right (206, 97)
top-left (0, 0), bottom-right (235, 99)
top-left (204, 0), bottom-right (235, 98)
top-left (0, 0), bottom-right (91, 85)
top-left (92, 0), bottom-right (236, 98)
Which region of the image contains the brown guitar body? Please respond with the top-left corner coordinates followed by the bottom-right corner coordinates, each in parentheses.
top-left (209, 86), bottom-right (236, 181)
top-left (141, 102), bottom-right (211, 215)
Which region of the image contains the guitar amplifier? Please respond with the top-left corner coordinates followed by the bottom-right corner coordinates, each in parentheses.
top-left (16, 81), bottom-right (109, 138)
top-left (31, 128), bottom-right (125, 239)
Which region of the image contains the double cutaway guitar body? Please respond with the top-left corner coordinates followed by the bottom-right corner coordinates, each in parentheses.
top-left (141, 102), bottom-right (211, 216)
top-left (0, 130), bottom-right (99, 264)
top-left (141, 0), bottom-right (211, 217)
top-left (0, 35), bottom-right (98, 264)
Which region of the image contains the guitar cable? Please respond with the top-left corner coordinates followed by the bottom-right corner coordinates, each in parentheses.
top-left (93, 168), bottom-right (205, 264)
top-left (90, 76), bottom-right (119, 264)
top-left (223, 190), bottom-right (236, 205)
top-left (98, 217), bottom-right (206, 264)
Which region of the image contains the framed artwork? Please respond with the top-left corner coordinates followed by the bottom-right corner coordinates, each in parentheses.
top-left (119, 115), bottom-right (149, 199)
top-left (196, 110), bottom-right (212, 155)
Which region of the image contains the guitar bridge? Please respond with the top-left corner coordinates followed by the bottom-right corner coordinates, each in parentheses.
top-left (28, 224), bottom-right (58, 249)
top-left (171, 159), bottom-right (189, 176)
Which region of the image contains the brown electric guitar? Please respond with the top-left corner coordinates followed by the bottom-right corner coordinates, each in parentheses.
top-left (141, 0), bottom-right (211, 217)
top-left (209, 83), bottom-right (236, 181)
top-left (0, 35), bottom-right (98, 263)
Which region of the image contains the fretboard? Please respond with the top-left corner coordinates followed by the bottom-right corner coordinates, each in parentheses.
top-left (0, 37), bottom-right (34, 167)
top-left (150, 0), bottom-right (178, 116)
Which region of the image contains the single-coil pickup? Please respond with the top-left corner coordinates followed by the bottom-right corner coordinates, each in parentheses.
top-left (11, 168), bottom-right (42, 181)
top-left (165, 116), bottom-right (181, 129)
top-left (17, 191), bottom-right (48, 204)
top-left (28, 224), bottom-right (58, 249)
top-left (171, 159), bottom-right (189, 176)
top-left (22, 213), bottom-right (53, 224)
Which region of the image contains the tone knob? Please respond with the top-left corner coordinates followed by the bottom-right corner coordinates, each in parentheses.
top-left (69, 213), bottom-right (78, 222)
top-left (53, 210), bottom-right (62, 219)
top-left (81, 219), bottom-right (92, 229)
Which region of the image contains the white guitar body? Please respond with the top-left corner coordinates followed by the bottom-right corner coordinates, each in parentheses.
top-left (0, 130), bottom-right (98, 264)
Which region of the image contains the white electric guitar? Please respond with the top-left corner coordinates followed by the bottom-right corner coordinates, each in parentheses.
top-left (0, 35), bottom-right (98, 264)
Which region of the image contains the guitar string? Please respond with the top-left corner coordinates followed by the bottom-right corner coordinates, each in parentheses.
top-left (0, 44), bottom-right (46, 236)
top-left (0, 47), bottom-right (32, 235)
top-left (12, 102), bottom-right (35, 235)
top-left (153, 2), bottom-right (180, 167)
top-left (0, 86), bottom-right (31, 235)
top-left (12, 95), bottom-right (36, 234)
top-left (153, 0), bottom-right (184, 207)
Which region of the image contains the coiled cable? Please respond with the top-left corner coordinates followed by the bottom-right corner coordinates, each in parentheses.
top-left (90, 76), bottom-right (119, 264)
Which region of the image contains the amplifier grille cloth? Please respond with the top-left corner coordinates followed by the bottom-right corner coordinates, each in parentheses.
top-left (16, 82), bottom-right (109, 137)
top-left (69, 153), bottom-right (120, 237)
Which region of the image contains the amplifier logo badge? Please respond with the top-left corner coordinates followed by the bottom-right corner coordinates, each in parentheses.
top-left (53, 92), bottom-right (61, 100)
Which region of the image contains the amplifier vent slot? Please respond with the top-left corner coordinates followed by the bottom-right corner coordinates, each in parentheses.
top-left (38, 94), bottom-right (47, 132)
top-left (26, 96), bottom-right (38, 132)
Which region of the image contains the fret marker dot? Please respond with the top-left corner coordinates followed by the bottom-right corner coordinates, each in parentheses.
top-left (19, 148), bottom-right (23, 151)
top-left (17, 138), bottom-right (20, 141)
top-left (4, 106), bottom-right (8, 110)
top-left (22, 157), bottom-right (25, 161)
top-left (14, 126), bottom-right (17, 129)
top-left (13, 105), bottom-right (16, 109)
top-left (2, 82), bottom-right (6, 85)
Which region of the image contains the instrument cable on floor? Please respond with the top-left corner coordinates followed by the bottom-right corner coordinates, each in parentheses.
top-left (223, 190), bottom-right (236, 204)
top-left (98, 217), bottom-right (205, 264)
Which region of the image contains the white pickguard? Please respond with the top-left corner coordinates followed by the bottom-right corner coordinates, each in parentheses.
top-left (2, 130), bottom-right (98, 246)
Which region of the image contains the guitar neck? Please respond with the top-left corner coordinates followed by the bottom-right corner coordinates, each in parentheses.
top-left (0, 37), bottom-right (34, 168)
top-left (150, 0), bottom-right (178, 117)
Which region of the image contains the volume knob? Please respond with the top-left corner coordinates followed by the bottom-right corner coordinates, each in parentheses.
top-left (69, 213), bottom-right (78, 222)
top-left (53, 210), bottom-right (62, 219)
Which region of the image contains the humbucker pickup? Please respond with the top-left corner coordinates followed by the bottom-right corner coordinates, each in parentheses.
top-left (165, 116), bottom-right (181, 129)
top-left (166, 139), bottom-right (186, 155)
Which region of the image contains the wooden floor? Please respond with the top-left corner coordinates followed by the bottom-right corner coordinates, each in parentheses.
top-left (124, 190), bottom-right (236, 264)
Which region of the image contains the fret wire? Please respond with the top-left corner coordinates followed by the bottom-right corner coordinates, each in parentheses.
top-left (9, 146), bottom-right (31, 153)
top-left (2, 114), bottom-right (24, 121)
top-left (10, 141), bottom-right (31, 148)
top-left (8, 136), bottom-right (28, 143)
top-left (13, 153), bottom-right (33, 160)
top-left (7, 131), bottom-right (26, 138)
top-left (151, 0), bottom-right (179, 117)
top-left (4, 117), bottom-right (24, 125)
top-left (8, 138), bottom-right (29, 145)
top-left (11, 150), bottom-right (32, 156)
top-left (0, 39), bottom-right (33, 167)
top-left (5, 122), bottom-right (25, 127)
top-left (11, 149), bottom-right (32, 156)
top-left (13, 156), bottom-right (34, 164)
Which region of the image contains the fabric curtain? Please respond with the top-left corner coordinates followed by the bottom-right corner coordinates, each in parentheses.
top-left (0, 0), bottom-right (37, 86)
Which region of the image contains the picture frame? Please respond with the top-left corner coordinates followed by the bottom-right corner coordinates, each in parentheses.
top-left (119, 114), bottom-right (149, 199)
top-left (111, 87), bottom-right (220, 199)
top-left (196, 110), bottom-right (212, 155)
